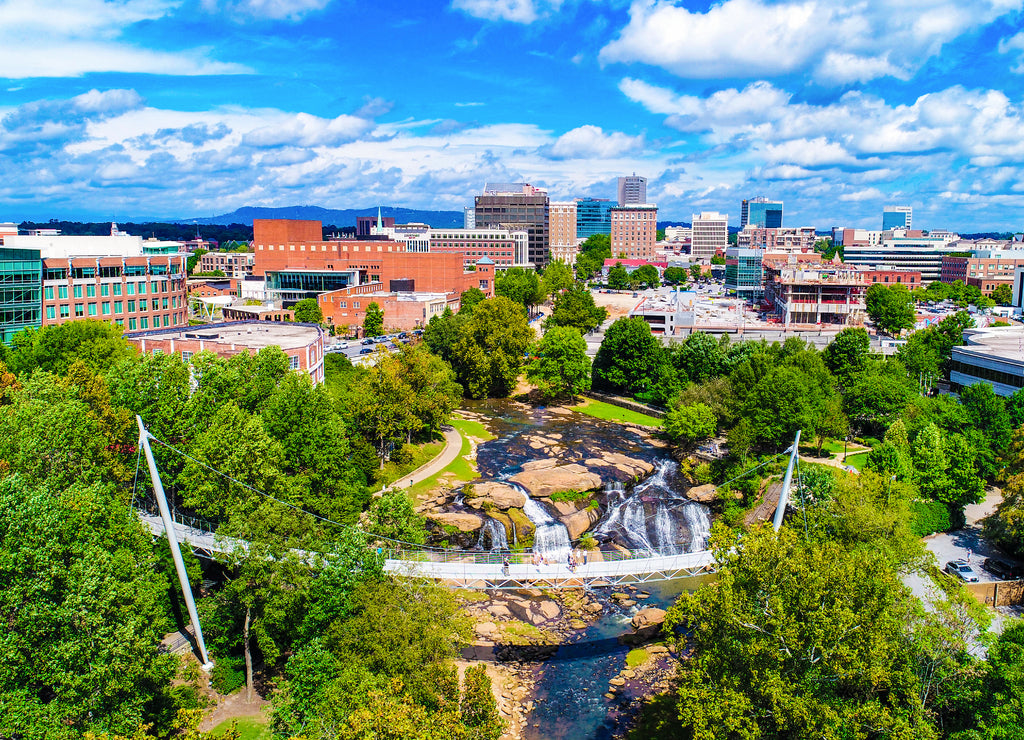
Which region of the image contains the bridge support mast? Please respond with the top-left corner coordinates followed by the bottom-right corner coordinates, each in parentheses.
top-left (137, 415), bottom-right (214, 669)
top-left (772, 430), bottom-right (801, 531)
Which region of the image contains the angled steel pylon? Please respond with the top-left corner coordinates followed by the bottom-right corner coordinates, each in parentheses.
top-left (773, 430), bottom-right (801, 531)
top-left (136, 415), bottom-right (214, 669)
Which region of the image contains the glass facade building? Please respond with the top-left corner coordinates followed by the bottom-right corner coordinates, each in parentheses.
top-left (741, 197), bottom-right (783, 228)
top-left (0, 247), bottom-right (42, 344)
top-left (882, 206), bottom-right (912, 231)
top-left (576, 198), bottom-right (613, 239)
top-left (724, 247), bottom-right (765, 299)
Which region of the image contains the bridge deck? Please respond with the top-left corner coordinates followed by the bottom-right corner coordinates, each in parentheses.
top-left (140, 512), bottom-right (716, 589)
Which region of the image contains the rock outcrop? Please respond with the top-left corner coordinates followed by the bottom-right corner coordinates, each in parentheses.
top-left (559, 507), bottom-right (601, 540)
top-left (620, 607), bottom-right (667, 644)
top-left (511, 463), bottom-right (603, 499)
top-left (465, 481), bottom-right (526, 510)
top-left (427, 512), bottom-right (483, 532)
top-left (687, 484), bottom-right (717, 503)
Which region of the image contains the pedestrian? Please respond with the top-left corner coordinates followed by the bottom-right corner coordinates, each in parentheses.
top-left (502, 556), bottom-right (510, 577)
top-left (582, 550), bottom-right (588, 565)
top-left (967, 548), bottom-right (972, 563)
top-left (567, 551), bottom-right (574, 573)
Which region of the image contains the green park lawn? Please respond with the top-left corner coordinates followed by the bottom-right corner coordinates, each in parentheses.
top-left (375, 440), bottom-right (445, 487)
top-left (843, 450), bottom-right (871, 472)
top-left (407, 416), bottom-right (495, 497)
top-left (209, 716), bottom-right (271, 740)
top-left (571, 397), bottom-right (662, 427)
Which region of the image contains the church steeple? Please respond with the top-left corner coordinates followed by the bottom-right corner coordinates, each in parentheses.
top-left (376, 206), bottom-right (383, 230)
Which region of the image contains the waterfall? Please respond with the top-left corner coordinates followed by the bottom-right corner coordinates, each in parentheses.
top-left (681, 502), bottom-right (711, 551)
top-left (476, 517), bottom-right (509, 551)
top-left (514, 482), bottom-right (571, 561)
top-left (593, 459), bottom-right (712, 555)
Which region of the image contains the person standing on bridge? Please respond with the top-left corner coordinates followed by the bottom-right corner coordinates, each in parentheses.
top-left (502, 556), bottom-right (510, 577)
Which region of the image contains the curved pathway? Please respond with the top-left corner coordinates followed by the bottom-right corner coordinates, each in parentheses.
top-left (377, 424), bottom-right (462, 494)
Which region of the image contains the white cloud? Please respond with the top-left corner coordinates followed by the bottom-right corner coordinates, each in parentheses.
top-left (999, 31), bottom-right (1024, 73)
top-left (200, 0), bottom-right (331, 21)
top-left (0, 0), bottom-right (247, 77)
top-left (839, 188), bottom-right (886, 202)
top-left (547, 125), bottom-right (644, 159)
top-left (602, 0), bottom-right (1023, 84)
top-left (451, 0), bottom-right (562, 23)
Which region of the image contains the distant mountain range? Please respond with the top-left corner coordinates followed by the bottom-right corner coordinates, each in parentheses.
top-left (182, 205), bottom-right (465, 228)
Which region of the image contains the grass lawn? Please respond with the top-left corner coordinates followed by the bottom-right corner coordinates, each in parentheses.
top-left (844, 450), bottom-right (871, 471)
top-left (571, 398), bottom-right (662, 427)
top-left (209, 716), bottom-right (271, 740)
top-left (375, 440), bottom-right (444, 487)
top-left (800, 439), bottom-right (870, 458)
top-left (408, 416), bottom-right (495, 497)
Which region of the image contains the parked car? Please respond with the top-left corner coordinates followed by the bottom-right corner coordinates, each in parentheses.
top-left (361, 338), bottom-right (375, 345)
top-left (359, 347), bottom-right (374, 355)
top-left (983, 558), bottom-right (1023, 580)
top-left (945, 559), bottom-right (980, 582)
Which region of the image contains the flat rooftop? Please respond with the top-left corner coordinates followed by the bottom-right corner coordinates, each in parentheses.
top-left (956, 327), bottom-right (1024, 363)
top-left (125, 320), bottom-right (321, 350)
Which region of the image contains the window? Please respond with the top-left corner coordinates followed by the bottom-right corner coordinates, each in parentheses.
top-left (44, 286), bottom-right (54, 300)
top-left (162, 298), bottom-right (168, 310)
top-left (140, 317), bottom-right (148, 329)
top-left (86, 285), bottom-right (95, 297)
top-left (75, 304), bottom-right (84, 317)
top-left (182, 351), bottom-right (193, 363)
top-left (73, 285), bottom-right (82, 298)
top-left (59, 305), bottom-right (70, 318)
top-left (126, 283), bottom-right (135, 295)
top-left (128, 318), bottom-right (137, 330)
top-left (139, 300), bottom-right (147, 311)
top-left (138, 281), bottom-right (147, 294)
top-left (101, 284), bottom-right (109, 297)
top-left (289, 355), bottom-right (300, 370)
top-left (114, 301), bottom-right (122, 314)
top-left (152, 315), bottom-right (160, 328)
top-left (46, 306), bottom-right (55, 320)
top-left (115, 319), bottom-right (123, 327)
top-left (128, 300), bottom-right (136, 313)
top-left (58, 285), bottom-right (68, 299)
top-left (354, 301), bottom-right (360, 308)
top-left (113, 283), bottom-right (122, 296)
top-left (102, 302), bottom-right (111, 315)
top-left (88, 303), bottom-right (97, 316)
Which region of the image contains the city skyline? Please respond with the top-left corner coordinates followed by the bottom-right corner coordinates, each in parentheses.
top-left (1, 0), bottom-right (1023, 230)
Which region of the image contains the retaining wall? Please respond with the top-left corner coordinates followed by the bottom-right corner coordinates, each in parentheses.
top-left (965, 579), bottom-right (1024, 607)
top-left (583, 391), bottom-right (666, 420)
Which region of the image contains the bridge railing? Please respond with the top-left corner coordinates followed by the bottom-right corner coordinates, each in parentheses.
top-left (373, 546), bottom-right (703, 565)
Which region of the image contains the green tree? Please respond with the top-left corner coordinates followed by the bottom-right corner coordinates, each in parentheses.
top-left (662, 266), bottom-right (688, 286)
top-left (808, 393), bottom-right (849, 457)
top-left (669, 331), bottom-right (725, 383)
top-left (458, 287), bottom-right (486, 314)
top-left (959, 381), bottom-right (1012, 456)
top-left (987, 427), bottom-right (1024, 557)
top-left (7, 320), bottom-right (136, 376)
top-left (0, 477), bottom-right (179, 739)
top-left (744, 365), bottom-right (817, 449)
top-left (991, 283), bottom-right (1013, 306)
top-left (450, 296), bottom-right (534, 399)
top-left (461, 664), bottom-right (503, 740)
top-left (363, 302), bottom-right (384, 337)
top-left (660, 524), bottom-right (938, 740)
top-left (293, 298), bottom-right (323, 324)
top-left (495, 267), bottom-right (546, 314)
top-left (689, 264), bottom-right (703, 282)
top-left (592, 317), bottom-right (664, 397)
top-left (544, 283), bottom-right (607, 334)
top-left (349, 351), bottom-right (420, 464)
top-left (365, 489), bottom-right (427, 544)
top-left (913, 422), bottom-right (950, 502)
top-left (541, 259), bottom-right (574, 295)
top-left (526, 326), bottom-right (591, 400)
top-left (663, 403), bottom-right (716, 446)
top-left (607, 262), bottom-right (629, 290)
top-left (866, 283), bottom-right (916, 335)
top-left (822, 327), bottom-right (870, 379)
top-left (632, 263), bottom-right (660, 288)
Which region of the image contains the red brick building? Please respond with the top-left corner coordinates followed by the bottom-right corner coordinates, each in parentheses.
top-left (42, 254), bottom-right (187, 332)
top-left (318, 290), bottom-right (459, 333)
top-left (253, 219), bottom-right (494, 301)
top-left (124, 321), bottom-right (325, 384)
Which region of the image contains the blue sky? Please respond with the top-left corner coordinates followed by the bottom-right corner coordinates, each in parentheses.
top-left (1, 0), bottom-right (1023, 230)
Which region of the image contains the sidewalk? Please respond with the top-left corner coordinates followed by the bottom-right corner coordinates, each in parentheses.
top-left (377, 424), bottom-right (462, 494)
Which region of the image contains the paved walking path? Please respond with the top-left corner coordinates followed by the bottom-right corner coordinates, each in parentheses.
top-left (378, 424), bottom-right (463, 493)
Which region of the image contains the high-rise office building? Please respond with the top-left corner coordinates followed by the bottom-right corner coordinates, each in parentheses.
top-left (611, 204), bottom-right (658, 260)
top-left (576, 198), bottom-right (613, 239)
top-left (883, 206), bottom-right (913, 231)
top-left (474, 183), bottom-right (549, 267)
top-left (464, 207), bottom-right (475, 229)
top-left (617, 174), bottom-right (647, 206)
top-left (740, 197), bottom-right (783, 228)
top-left (548, 201), bottom-right (578, 264)
top-left (691, 212), bottom-right (729, 260)
top-left (0, 247), bottom-right (42, 344)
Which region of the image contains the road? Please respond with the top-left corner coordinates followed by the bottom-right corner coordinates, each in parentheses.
top-left (924, 487), bottom-right (1008, 583)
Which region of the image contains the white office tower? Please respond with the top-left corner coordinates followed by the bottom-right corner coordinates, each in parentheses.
top-left (691, 212), bottom-right (728, 260)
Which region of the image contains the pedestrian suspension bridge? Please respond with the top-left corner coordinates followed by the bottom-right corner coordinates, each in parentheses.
top-left (134, 416), bottom-right (801, 667)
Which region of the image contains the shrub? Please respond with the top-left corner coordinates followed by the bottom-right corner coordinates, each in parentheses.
top-left (210, 656), bottom-right (245, 694)
top-left (579, 533), bottom-right (598, 550)
top-left (910, 500), bottom-right (952, 537)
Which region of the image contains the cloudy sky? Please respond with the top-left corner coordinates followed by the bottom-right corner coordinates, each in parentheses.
top-left (1, 0), bottom-right (1023, 230)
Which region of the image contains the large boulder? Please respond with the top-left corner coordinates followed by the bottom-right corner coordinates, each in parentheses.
top-left (620, 607), bottom-right (667, 645)
top-left (560, 507), bottom-right (601, 540)
top-left (427, 512), bottom-right (484, 532)
top-left (465, 482), bottom-right (526, 510)
top-left (597, 452), bottom-right (655, 478)
top-left (687, 484), bottom-right (717, 503)
top-left (511, 463), bottom-right (603, 499)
